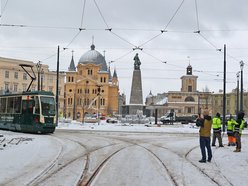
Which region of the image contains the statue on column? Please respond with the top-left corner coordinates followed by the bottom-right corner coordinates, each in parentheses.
top-left (133, 53), bottom-right (141, 70)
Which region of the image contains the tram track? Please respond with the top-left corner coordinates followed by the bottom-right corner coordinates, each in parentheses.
top-left (30, 135), bottom-right (126, 186)
top-left (150, 141), bottom-right (234, 186)
top-left (184, 146), bottom-right (234, 186)
top-left (101, 134), bottom-right (234, 186)
top-left (87, 135), bottom-right (179, 186)
top-left (2, 130), bottom-right (239, 186)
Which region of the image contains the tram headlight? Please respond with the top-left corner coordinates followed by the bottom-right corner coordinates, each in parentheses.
top-left (40, 116), bottom-right (45, 124)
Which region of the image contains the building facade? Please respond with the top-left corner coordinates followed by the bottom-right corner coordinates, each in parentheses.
top-left (64, 44), bottom-right (119, 120)
top-left (212, 90), bottom-right (248, 116)
top-left (0, 57), bottom-right (66, 114)
top-left (146, 64), bottom-right (213, 117)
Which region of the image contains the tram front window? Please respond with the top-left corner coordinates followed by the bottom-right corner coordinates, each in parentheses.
top-left (40, 96), bottom-right (55, 116)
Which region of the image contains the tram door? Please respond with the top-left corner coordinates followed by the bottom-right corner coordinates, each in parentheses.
top-left (22, 100), bottom-right (34, 125)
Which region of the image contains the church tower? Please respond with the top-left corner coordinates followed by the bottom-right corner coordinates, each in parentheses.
top-left (180, 64), bottom-right (198, 92)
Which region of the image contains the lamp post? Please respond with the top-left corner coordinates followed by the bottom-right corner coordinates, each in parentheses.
top-left (240, 60), bottom-right (244, 112)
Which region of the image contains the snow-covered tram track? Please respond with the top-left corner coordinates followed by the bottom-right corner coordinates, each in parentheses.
top-left (102, 134), bottom-right (234, 186)
top-left (79, 145), bottom-right (130, 186)
top-left (37, 134), bottom-right (125, 186)
top-left (184, 146), bottom-right (234, 186)
top-left (149, 142), bottom-right (234, 186)
top-left (90, 135), bottom-right (179, 186)
top-left (2, 136), bottom-right (64, 186)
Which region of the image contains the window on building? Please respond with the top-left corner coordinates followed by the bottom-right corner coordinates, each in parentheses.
top-left (14, 72), bottom-right (18, 79)
top-left (187, 107), bottom-right (192, 113)
top-left (4, 83), bottom-right (9, 91)
top-left (58, 88), bottom-right (61, 95)
top-left (48, 76), bottom-right (53, 83)
top-left (14, 84), bottom-right (18, 92)
top-left (23, 84), bottom-right (27, 91)
top-left (49, 87), bottom-right (53, 92)
top-left (71, 77), bottom-right (74, 82)
top-left (88, 69), bottom-right (93, 75)
top-left (227, 99), bottom-right (230, 106)
top-left (23, 73), bottom-right (27, 80)
top-left (5, 71), bottom-right (9, 78)
top-left (185, 96), bottom-right (195, 102)
top-left (68, 77), bottom-right (71, 82)
top-left (100, 98), bottom-right (105, 106)
top-left (32, 85), bottom-right (36, 91)
top-left (188, 86), bottom-right (192, 92)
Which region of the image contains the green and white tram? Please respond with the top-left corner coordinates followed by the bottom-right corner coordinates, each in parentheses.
top-left (0, 91), bottom-right (56, 133)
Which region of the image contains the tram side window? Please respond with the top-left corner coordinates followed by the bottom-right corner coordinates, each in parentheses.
top-left (7, 97), bottom-right (14, 113)
top-left (0, 98), bottom-right (7, 113)
top-left (34, 96), bottom-right (40, 114)
top-left (14, 97), bottom-right (21, 113)
top-left (22, 100), bottom-right (34, 114)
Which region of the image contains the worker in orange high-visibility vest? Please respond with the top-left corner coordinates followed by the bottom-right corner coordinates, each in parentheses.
top-left (226, 115), bottom-right (236, 146)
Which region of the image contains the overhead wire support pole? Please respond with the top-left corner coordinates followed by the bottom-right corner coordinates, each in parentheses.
top-left (223, 44), bottom-right (226, 132)
top-left (56, 46), bottom-right (60, 126)
top-left (240, 60), bottom-right (244, 112)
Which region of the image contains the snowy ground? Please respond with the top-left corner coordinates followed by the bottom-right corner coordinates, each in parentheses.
top-left (0, 120), bottom-right (247, 186)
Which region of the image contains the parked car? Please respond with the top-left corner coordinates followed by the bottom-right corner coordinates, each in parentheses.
top-left (106, 118), bottom-right (118, 123)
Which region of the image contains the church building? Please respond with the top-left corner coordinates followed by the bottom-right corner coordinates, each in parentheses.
top-left (64, 44), bottom-right (119, 120)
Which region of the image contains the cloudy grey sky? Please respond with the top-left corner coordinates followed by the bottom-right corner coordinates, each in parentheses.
top-left (1, 0), bottom-right (248, 102)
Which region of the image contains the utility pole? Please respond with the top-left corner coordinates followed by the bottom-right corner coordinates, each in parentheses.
top-left (41, 69), bottom-right (44, 91)
top-left (236, 72), bottom-right (240, 116)
top-left (96, 85), bottom-right (102, 125)
top-left (240, 60), bottom-right (244, 112)
top-left (222, 44), bottom-right (226, 132)
top-left (37, 61), bottom-right (41, 91)
top-left (56, 46), bottom-right (59, 126)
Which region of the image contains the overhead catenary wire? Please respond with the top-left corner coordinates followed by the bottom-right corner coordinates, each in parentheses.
top-left (93, 0), bottom-right (110, 29)
top-left (138, 0), bottom-right (185, 48)
top-left (111, 50), bottom-right (134, 63)
top-left (108, 30), bottom-right (137, 48)
top-left (80, 0), bottom-right (87, 28)
top-left (0, 0), bottom-right (9, 19)
top-left (0, 0), bottom-right (247, 84)
top-left (194, 0), bottom-right (200, 31)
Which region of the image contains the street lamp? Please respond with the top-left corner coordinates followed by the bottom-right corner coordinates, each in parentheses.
top-left (236, 72), bottom-right (240, 116)
top-left (240, 60), bottom-right (244, 112)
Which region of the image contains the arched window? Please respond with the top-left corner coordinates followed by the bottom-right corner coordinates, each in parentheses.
top-left (185, 96), bottom-right (195, 102)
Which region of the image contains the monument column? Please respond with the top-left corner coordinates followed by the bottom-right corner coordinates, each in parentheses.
top-left (129, 53), bottom-right (144, 114)
top-left (130, 54), bottom-right (143, 104)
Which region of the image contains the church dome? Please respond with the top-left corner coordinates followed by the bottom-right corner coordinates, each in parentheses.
top-left (78, 44), bottom-right (107, 71)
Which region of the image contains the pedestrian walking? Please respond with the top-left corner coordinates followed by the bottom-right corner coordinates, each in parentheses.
top-left (233, 112), bottom-right (245, 152)
top-left (212, 113), bottom-right (224, 147)
top-left (196, 110), bottom-right (212, 163)
top-left (226, 115), bottom-right (236, 146)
